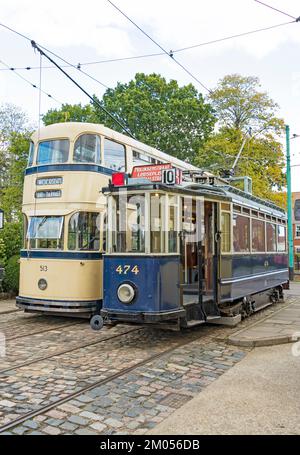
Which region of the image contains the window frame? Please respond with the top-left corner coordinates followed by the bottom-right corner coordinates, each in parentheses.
top-left (73, 133), bottom-right (101, 164)
top-left (104, 138), bottom-right (126, 172)
top-left (36, 138), bottom-right (70, 165)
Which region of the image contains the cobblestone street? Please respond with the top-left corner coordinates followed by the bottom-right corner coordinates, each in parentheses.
top-left (0, 295), bottom-right (298, 435)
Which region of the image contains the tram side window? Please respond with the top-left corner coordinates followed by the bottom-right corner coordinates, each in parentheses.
top-left (221, 212), bottom-right (231, 253)
top-left (151, 194), bottom-right (166, 253)
top-left (37, 139), bottom-right (69, 165)
top-left (132, 150), bottom-right (155, 165)
top-left (28, 141), bottom-right (34, 167)
top-left (233, 214), bottom-right (250, 252)
top-left (68, 212), bottom-right (100, 251)
top-left (27, 216), bottom-right (64, 249)
top-left (266, 223), bottom-right (276, 252)
top-left (252, 219), bottom-right (265, 252)
top-left (74, 134), bottom-right (101, 164)
top-left (168, 196), bottom-right (178, 253)
top-left (113, 195), bottom-right (146, 253)
top-left (277, 225), bottom-right (286, 252)
top-left (104, 139), bottom-right (125, 171)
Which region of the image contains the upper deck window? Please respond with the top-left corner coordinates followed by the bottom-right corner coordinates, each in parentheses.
top-left (37, 139), bottom-right (69, 165)
top-left (132, 151), bottom-right (155, 165)
top-left (74, 134), bottom-right (101, 164)
top-left (104, 139), bottom-right (125, 171)
top-left (27, 141), bottom-right (34, 167)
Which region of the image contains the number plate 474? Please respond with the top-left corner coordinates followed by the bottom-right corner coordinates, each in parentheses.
top-left (115, 265), bottom-right (140, 275)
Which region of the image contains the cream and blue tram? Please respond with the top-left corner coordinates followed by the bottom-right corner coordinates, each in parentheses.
top-left (17, 122), bottom-right (199, 317)
top-left (96, 178), bottom-right (288, 329)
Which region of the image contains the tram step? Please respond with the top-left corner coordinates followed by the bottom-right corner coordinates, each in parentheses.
top-left (186, 319), bottom-right (206, 328)
top-left (206, 315), bottom-right (221, 321)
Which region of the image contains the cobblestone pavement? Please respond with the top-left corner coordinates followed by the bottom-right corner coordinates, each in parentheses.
top-left (0, 322), bottom-right (137, 372)
top-left (0, 295), bottom-right (297, 435)
top-left (0, 311), bottom-right (81, 340)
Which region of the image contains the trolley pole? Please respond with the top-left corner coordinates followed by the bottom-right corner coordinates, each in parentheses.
top-left (286, 125), bottom-right (294, 281)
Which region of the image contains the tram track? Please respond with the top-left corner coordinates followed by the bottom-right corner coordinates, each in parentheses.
top-left (0, 316), bottom-right (84, 341)
top-left (0, 329), bottom-right (206, 433)
top-left (0, 326), bottom-right (141, 375)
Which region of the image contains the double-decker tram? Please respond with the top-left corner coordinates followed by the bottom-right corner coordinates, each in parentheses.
top-left (17, 122), bottom-right (199, 317)
top-left (95, 174), bottom-right (288, 330)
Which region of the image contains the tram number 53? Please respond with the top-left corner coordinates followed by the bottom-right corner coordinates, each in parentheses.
top-left (40, 265), bottom-right (48, 272)
top-left (115, 265), bottom-right (140, 275)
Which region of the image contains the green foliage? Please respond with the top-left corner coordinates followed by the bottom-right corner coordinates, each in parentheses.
top-left (0, 131), bottom-right (31, 222)
top-left (196, 128), bottom-right (286, 207)
top-left (2, 255), bottom-right (20, 294)
top-left (198, 74), bottom-right (286, 207)
top-left (208, 74), bottom-right (284, 135)
top-left (42, 103), bottom-right (97, 125)
top-left (0, 237), bottom-right (5, 266)
top-left (0, 223), bottom-right (22, 266)
top-left (43, 73), bottom-right (216, 162)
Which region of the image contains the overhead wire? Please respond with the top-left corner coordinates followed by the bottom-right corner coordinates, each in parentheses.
top-left (0, 58), bottom-right (62, 104)
top-left (253, 0), bottom-right (299, 21)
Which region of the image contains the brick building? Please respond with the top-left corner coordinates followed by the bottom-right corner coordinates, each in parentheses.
top-left (292, 192), bottom-right (300, 271)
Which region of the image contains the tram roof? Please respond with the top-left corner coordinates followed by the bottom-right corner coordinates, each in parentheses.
top-left (106, 181), bottom-right (286, 218)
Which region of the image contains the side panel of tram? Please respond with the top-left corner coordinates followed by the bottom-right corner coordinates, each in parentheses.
top-left (100, 183), bottom-right (288, 328)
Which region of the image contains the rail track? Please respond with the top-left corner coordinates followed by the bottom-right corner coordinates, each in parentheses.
top-left (0, 326), bottom-right (141, 375)
top-left (0, 328), bottom-right (206, 433)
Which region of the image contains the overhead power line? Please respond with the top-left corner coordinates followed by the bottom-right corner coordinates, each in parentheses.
top-left (0, 21), bottom-right (109, 90)
top-left (0, 58), bottom-right (62, 104)
top-left (30, 41), bottom-right (136, 138)
top-left (106, 0), bottom-right (211, 92)
top-left (253, 0), bottom-right (300, 21)
top-left (0, 17), bottom-right (297, 76)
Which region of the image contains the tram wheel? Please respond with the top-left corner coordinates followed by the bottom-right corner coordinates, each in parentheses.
top-left (90, 314), bottom-right (104, 331)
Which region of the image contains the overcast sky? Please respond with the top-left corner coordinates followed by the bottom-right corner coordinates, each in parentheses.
top-left (0, 0), bottom-right (300, 190)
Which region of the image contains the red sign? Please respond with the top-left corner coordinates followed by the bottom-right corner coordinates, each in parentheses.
top-left (131, 163), bottom-right (172, 182)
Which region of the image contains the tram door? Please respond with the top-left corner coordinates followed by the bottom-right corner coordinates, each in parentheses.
top-left (181, 198), bottom-right (220, 316)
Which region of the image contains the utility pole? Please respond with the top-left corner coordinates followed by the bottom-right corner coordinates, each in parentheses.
top-left (286, 125), bottom-right (294, 281)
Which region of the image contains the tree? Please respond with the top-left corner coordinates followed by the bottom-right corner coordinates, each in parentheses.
top-left (43, 73), bottom-right (216, 162)
top-left (0, 131), bottom-right (31, 222)
top-left (196, 128), bottom-right (286, 206)
top-left (197, 74), bottom-right (286, 207)
top-left (43, 103), bottom-right (97, 125)
top-left (208, 74), bottom-right (284, 135)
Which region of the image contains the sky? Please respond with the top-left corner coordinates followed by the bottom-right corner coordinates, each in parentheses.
top-left (0, 0), bottom-right (300, 190)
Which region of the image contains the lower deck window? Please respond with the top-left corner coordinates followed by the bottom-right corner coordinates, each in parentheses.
top-left (221, 212), bottom-right (231, 253)
top-left (252, 219), bottom-right (265, 252)
top-left (68, 212), bottom-right (100, 251)
top-left (113, 195), bottom-right (146, 253)
top-left (233, 214), bottom-right (250, 252)
top-left (27, 216), bottom-right (64, 249)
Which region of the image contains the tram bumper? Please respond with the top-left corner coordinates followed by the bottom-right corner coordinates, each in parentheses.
top-left (16, 296), bottom-right (101, 317)
top-left (101, 308), bottom-right (185, 323)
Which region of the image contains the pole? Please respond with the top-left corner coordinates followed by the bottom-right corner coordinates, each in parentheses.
top-left (286, 125), bottom-right (294, 281)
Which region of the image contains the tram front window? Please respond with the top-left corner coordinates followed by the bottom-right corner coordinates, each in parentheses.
top-left (37, 139), bottom-right (69, 165)
top-left (27, 216), bottom-right (64, 249)
top-left (68, 212), bottom-right (100, 251)
top-left (113, 195), bottom-right (146, 253)
top-left (27, 141), bottom-right (34, 167)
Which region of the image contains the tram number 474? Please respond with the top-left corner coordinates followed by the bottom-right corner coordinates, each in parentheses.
top-left (116, 265), bottom-right (140, 275)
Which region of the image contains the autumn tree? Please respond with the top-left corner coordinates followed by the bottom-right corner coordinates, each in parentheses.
top-left (197, 74), bottom-right (285, 206)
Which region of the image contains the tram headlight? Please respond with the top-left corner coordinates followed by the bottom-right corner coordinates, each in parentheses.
top-left (117, 283), bottom-right (135, 304)
top-left (38, 278), bottom-right (48, 291)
